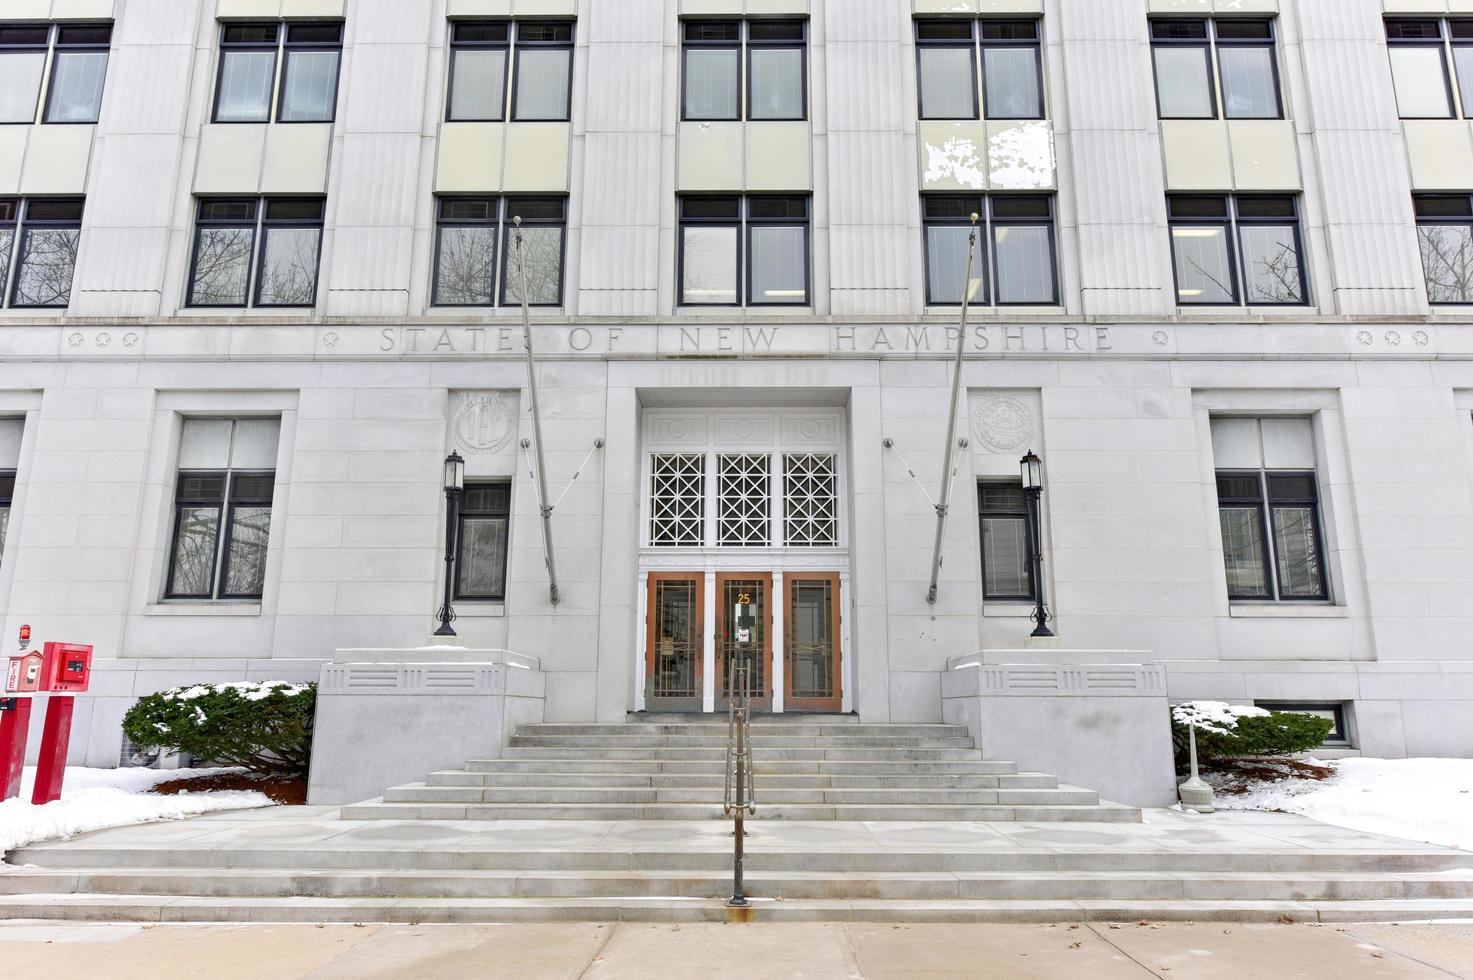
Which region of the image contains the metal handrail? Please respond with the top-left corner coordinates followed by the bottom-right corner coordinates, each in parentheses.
top-left (723, 661), bottom-right (756, 907)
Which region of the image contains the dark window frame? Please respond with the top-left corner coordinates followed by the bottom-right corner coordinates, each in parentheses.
top-left (677, 195), bottom-right (743, 308)
top-left (921, 193), bottom-right (1059, 307)
top-left (1386, 17), bottom-right (1458, 120)
top-left (744, 195), bottom-right (811, 308)
top-left (211, 20), bottom-right (343, 125)
top-left (453, 480), bottom-right (512, 602)
top-left (6, 196), bottom-right (84, 310)
top-left (1167, 193), bottom-right (1310, 307)
top-left (1413, 192), bottom-right (1473, 305)
top-left (1254, 701), bottom-right (1350, 745)
top-left (1214, 457), bottom-right (1329, 603)
top-left (977, 480), bottom-right (1036, 602)
top-left (2, 22), bottom-right (112, 127)
top-left (746, 20), bottom-right (807, 122)
top-left (0, 469), bottom-right (15, 562)
top-left (445, 21), bottom-right (511, 122)
top-left (508, 20), bottom-right (574, 123)
top-left (681, 20), bottom-right (742, 122)
top-left (40, 22), bottom-right (114, 125)
top-left (913, 18), bottom-right (1045, 122)
top-left (429, 194), bottom-right (569, 308)
top-left (1150, 18), bottom-right (1284, 121)
top-left (164, 468), bottom-right (275, 601)
top-left (186, 196), bottom-right (324, 310)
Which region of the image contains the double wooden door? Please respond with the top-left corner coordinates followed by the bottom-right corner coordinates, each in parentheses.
top-left (644, 571), bottom-right (841, 714)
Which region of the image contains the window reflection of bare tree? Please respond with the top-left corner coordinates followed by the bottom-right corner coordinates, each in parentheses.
top-left (226, 508), bottom-right (271, 594)
top-left (1247, 239), bottom-right (1303, 304)
top-left (13, 230), bottom-right (80, 307)
top-left (1418, 225), bottom-right (1473, 303)
top-left (257, 230), bottom-right (321, 305)
top-left (0, 232), bottom-right (13, 290)
top-left (436, 228), bottom-right (495, 304)
top-left (506, 227), bottom-right (562, 305)
top-left (191, 229), bottom-right (254, 305)
top-left (172, 508), bottom-right (220, 594)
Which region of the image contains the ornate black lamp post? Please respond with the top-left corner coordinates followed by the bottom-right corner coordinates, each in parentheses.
top-left (1020, 450), bottom-right (1054, 638)
top-left (433, 451), bottom-right (466, 637)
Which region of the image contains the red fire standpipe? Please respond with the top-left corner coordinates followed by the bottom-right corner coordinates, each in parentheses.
top-left (31, 696), bottom-right (74, 805)
top-left (0, 697), bottom-right (32, 800)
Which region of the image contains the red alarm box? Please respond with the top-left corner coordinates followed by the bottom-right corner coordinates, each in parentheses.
top-left (40, 642), bottom-right (92, 693)
top-left (5, 651), bottom-right (43, 693)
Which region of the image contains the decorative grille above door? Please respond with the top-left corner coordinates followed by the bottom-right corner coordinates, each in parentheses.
top-left (783, 453), bottom-right (838, 546)
top-left (717, 453), bottom-right (771, 546)
top-left (649, 453), bottom-right (705, 546)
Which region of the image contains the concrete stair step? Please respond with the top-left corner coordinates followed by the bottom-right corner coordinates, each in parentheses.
top-left (4, 869), bottom-right (1471, 902)
top-left (635, 713), bottom-right (858, 725)
top-left (18, 845), bottom-right (1468, 875)
top-left (464, 759), bottom-right (1020, 775)
top-left (3, 893), bottom-right (1473, 924)
top-left (428, 771), bottom-right (1057, 790)
top-left (338, 801), bottom-right (1140, 822)
top-left (383, 785), bottom-right (1096, 806)
top-left (508, 736), bottom-right (977, 749)
top-left (499, 748), bottom-right (988, 761)
top-left (526, 724), bottom-right (968, 738)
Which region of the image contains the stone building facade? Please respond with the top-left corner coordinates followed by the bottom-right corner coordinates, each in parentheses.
top-left (2, 0), bottom-right (1472, 773)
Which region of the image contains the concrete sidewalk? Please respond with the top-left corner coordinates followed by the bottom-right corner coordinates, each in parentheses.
top-left (0, 920), bottom-right (1470, 978)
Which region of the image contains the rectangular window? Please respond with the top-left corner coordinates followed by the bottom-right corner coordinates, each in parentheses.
top-left (166, 419), bottom-right (279, 601)
top-left (455, 482), bottom-right (510, 601)
top-left (682, 20), bottom-right (805, 122)
top-left (916, 19), bottom-right (1043, 121)
top-left (1210, 417), bottom-right (1328, 602)
top-left (1168, 194), bottom-right (1307, 306)
top-left (978, 482), bottom-right (1033, 601)
top-left (0, 197), bottom-right (83, 309)
top-left (447, 22), bottom-right (509, 121)
top-left (431, 195), bottom-right (567, 307)
top-left (212, 21), bottom-right (342, 123)
top-left (922, 194), bottom-right (1058, 306)
top-left (1151, 18), bottom-right (1281, 120)
top-left (1386, 19), bottom-right (1457, 119)
top-left (1414, 193), bottom-right (1473, 304)
top-left (0, 23), bottom-right (111, 125)
top-left (188, 197), bottom-right (324, 309)
top-left (512, 21), bottom-right (573, 121)
top-left (1254, 702), bottom-right (1350, 746)
top-left (679, 196), bottom-right (810, 307)
top-left (0, 418), bottom-right (18, 565)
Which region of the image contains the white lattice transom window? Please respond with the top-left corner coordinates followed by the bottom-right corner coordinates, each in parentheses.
top-left (718, 453), bottom-right (771, 546)
top-left (784, 453), bottom-right (838, 546)
top-left (650, 453), bottom-right (705, 546)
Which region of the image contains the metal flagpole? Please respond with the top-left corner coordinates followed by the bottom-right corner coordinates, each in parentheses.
top-left (514, 216), bottom-right (560, 606)
top-left (926, 212), bottom-right (980, 605)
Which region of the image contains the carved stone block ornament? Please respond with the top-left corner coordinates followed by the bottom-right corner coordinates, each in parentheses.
top-left (453, 393), bottom-right (516, 455)
top-left (972, 395), bottom-right (1035, 454)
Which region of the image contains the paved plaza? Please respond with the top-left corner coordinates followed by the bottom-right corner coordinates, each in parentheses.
top-left (0, 920), bottom-right (1470, 979)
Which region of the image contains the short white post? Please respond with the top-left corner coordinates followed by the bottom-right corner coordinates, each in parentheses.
top-left (1177, 721), bottom-right (1215, 813)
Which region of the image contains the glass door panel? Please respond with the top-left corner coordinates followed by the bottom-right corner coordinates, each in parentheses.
top-left (645, 573), bottom-right (703, 712)
top-left (786, 573), bottom-right (841, 712)
top-left (716, 573), bottom-right (772, 712)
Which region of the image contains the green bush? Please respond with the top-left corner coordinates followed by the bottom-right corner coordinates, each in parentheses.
top-left (122, 682), bottom-right (316, 777)
top-left (1171, 702), bottom-right (1334, 764)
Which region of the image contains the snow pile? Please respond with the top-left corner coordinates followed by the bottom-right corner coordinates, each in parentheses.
top-left (1215, 757), bottom-right (1473, 852)
top-left (0, 766), bottom-right (274, 856)
top-left (1172, 699), bottom-right (1271, 735)
top-left (162, 681), bottom-right (308, 702)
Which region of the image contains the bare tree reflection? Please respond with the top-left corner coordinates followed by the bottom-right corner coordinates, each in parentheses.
top-left (190, 228), bottom-right (254, 306)
top-left (504, 227), bottom-right (563, 305)
top-left (12, 229), bottom-right (79, 307)
top-left (1418, 225), bottom-right (1473, 304)
top-left (435, 228), bottom-right (495, 305)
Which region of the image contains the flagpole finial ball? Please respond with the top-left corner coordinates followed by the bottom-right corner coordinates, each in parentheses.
top-left (969, 212), bottom-right (979, 224)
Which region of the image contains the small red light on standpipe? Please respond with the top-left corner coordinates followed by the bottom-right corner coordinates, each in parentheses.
top-left (19, 624), bottom-right (31, 642)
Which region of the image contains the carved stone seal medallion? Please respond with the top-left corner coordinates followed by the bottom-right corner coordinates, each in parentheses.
top-left (453, 394), bottom-right (515, 454)
top-left (972, 395), bottom-right (1034, 454)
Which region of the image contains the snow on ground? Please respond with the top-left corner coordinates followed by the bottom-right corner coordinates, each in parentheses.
top-left (0, 766), bottom-right (274, 856)
top-left (1214, 757), bottom-right (1473, 852)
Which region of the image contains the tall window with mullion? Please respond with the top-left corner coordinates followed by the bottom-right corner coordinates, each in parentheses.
top-left (455, 482), bottom-right (511, 601)
top-left (0, 418), bottom-right (18, 564)
top-left (212, 22), bottom-right (341, 123)
top-left (188, 197), bottom-right (323, 308)
top-left (1414, 193), bottom-right (1473, 304)
top-left (166, 419), bottom-right (279, 602)
top-left (977, 482), bottom-right (1034, 601)
top-left (2, 198), bottom-right (83, 310)
top-left (981, 20), bottom-right (1043, 120)
top-left (1151, 18), bottom-right (1281, 120)
top-left (683, 21), bottom-right (741, 120)
top-left (502, 196), bottom-right (566, 306)
top-left (1168, 194), bottom-right (1307, 306)
top-left (748, 21), bottom-right (805, 120)
top-left (915, 21), bottom-right (978, 120)
top-left (747, 196), bottom-right (809, 305)
top-left (915, 19), bottom-right (1043, 121)
top-left (1385, 19), bottom-right (1464, 119)
top-left (0, 23), bottom-right (112, 125)
top-left (681, 20), bottom-right (805, 122)
top-left (434, 197), bottom-right (498, 306)
top-left (678, 195), bottom-right (810, 307)
top-left (1210, 417), bottom-right (1328, 602)
top-left (512, 21), bottom-right (573, 121)
top-left (446, 21), bottom-right (510, 121)
top-left (922, 194), bottom-right (1057, 306)
top-left (432, 196), bottom-right (566, 307)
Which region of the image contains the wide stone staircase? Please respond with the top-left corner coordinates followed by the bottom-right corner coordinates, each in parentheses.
top-left (4, 715), bottom-right (1473, 923)
top-left (342, 716), bottom-right (1139, 822)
